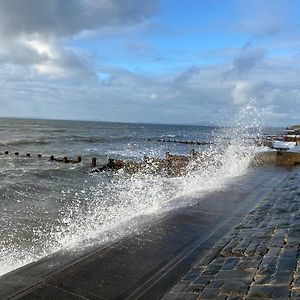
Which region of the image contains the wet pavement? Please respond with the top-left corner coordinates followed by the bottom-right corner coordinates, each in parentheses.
top-left (163, 167), bottom-right (300, 300)
top-left (0, 167), bottom-right (290, 300)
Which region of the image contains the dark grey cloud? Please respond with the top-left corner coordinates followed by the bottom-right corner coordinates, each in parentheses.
top-left (223, 44), bottom-right (265, 79)
top-left (232, 46), bottom-right (265, 73)
top-left (0, 0), bottom-right (158, 37)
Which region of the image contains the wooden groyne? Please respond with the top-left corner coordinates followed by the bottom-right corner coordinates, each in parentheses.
top-left (1, 148), bottom-right (300, 176)
top-left (148, 138), bottom-right (213, 146)
top-left (2, 133), bottom-right (300, 176)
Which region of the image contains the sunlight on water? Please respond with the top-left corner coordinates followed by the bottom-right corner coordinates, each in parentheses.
top-left (0, 103), bottom-right (263, 276)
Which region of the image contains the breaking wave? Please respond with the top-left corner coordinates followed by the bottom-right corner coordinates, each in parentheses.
top-left (0, 103), bottom-right (262, 276)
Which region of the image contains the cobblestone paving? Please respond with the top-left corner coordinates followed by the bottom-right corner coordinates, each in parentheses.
top-left (162, 168), bottom-right (300, 299)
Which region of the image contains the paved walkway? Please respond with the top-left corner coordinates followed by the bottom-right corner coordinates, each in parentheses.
top-left (0, 168), bottom-right (286, 300)
top-left (163, 168), bottom-right (300, 300)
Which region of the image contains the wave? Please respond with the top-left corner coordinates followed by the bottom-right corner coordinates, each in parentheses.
top-left (0, 103), bottom-right (263, 276)
top-left (0, 139), bottom-right (51, 146)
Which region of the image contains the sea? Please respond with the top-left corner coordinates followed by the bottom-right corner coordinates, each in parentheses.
top-left (0, 116), bottom-right (282, 276)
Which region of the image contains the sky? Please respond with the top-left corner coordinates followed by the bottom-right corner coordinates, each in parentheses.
top-left (0, 0), bottom-right (300, 126)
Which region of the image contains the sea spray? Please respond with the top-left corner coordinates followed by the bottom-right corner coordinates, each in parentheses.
top-left (52, 102), bottom-right (263, 250)
top-left (0, 103), bottom-right (263, 276)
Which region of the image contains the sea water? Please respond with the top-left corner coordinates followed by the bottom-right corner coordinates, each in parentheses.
top-left (0, 110), bottom-right (281, 276)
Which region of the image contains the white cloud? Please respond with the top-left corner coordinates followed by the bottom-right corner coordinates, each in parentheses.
top-left (0, 0), bottom-right (299, 126)
top-left (231, 81), bottom-right (253, 105)
top-left (0, 0), bottom-right (158, 78)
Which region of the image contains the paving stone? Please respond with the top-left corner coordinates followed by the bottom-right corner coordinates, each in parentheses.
top-left (215, 294), bottom-right (227, 300)
top-left (264, 247), bottom-right (281, 258)
top-left (226, 296), bottom-right (243, 300)
top-left (279, 247), bottom-right (298, 260)
top-left (215, 269), bottom-right (255, 280)
top-left (201, 264), bottom-right (222, 276)
top-left (161, 292), bottom-right (199, 300)
top-left (253, 274), bottom-right (272, 284)
top-left (211, 257), bottom-right (226, 265)
top-left (269, 237), bottom-right (285, 247)
top-left (245, 241), bottom-right (259, 256)
top-left (220, 279), bottom-right (251, 296)
top-left (247, 284), bottom-right (290, 298)
top-left (237, 256), bottom-right (261, 270)
top-left (255, 242), bottom-right (269, 256)
top-left (222, 257), bottom-right (240, 270)
top-left (293, 274), bottom-right (300, 288)
top-left (291, 288), bottom-right (300, 298)
top-left (190, 266), bottom-right (205, 275)
top-left (276, 258), bottom-right (297, 272)
top-left (221, 238), bottom-right (240, 257)
top-left (198, 287), bottom-right (220, 299)
top-left (256, 265), bottom-right (276, 276)
top-left (184, 283), bottom-right (206, 294)
top-left (193, 275), bottom-right (212, 286)
top-left (272, 270), bottom-right (294, 285)
top-left (206, 280), bottom-right (224, 289)
top-left (214, 234), bottom-right (237, 250)
top-left (232, 238), bottom-right (251, 256)
top-left (181, 272), bottom-right (199, 282)
top-left (260, 255), bottom-right (278, 270)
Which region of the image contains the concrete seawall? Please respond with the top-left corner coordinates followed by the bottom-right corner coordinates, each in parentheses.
top-left (0, 167), bottom-right (289, 300)
top-left (252, 151), bottom-right (300, 167)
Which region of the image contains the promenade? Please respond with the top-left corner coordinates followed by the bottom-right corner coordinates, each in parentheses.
top-left (163, 167), bottom-right (300, 299)
top-left (0, 166), bottom-right (295, 300)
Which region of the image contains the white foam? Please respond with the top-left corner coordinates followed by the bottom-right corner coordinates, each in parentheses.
top-left (0, 103), bottom-right (263, 276)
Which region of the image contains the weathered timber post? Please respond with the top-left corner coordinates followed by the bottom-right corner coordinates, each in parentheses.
top-left (165, 152), bottom-right (172, 175)
top-left (77, 156), bottom-right (82, 163)
top-left (91, 157), bottom-right (97, 168)
top-left (63, 157), bottom-right (68, 163)
top-left (190, 149), bottom-right (196, 159)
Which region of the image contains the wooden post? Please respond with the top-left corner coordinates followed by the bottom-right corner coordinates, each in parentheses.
top-left (77, 156), bottom-right (82, 163)
top-left (50, 155), bottom-right (54, 161)
top-left (190, 149), bottom-right (196, 159)
top-left (63, 157), bottom-right (68, 163)
top-left (91, 157), bottom-right (97, 168)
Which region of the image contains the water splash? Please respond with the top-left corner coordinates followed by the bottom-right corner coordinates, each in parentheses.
top-left (0, 103), bottom-right (263, 276)
top-left (51, 102), bottom-right (262, 252)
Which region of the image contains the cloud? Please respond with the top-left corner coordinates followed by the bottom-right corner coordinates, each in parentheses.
top-left (232, 45), bottom-right (265, 73)
top-left (0, 0), bottom-right (158, 78)
top-left (238, 0), bottom-right (289, 37)
top-left (0, 1), bottom-right (299, 127)
top-left (0, 0), bottom-right (158, 37)
top-left (223, 43), bottom-right (265, 78)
